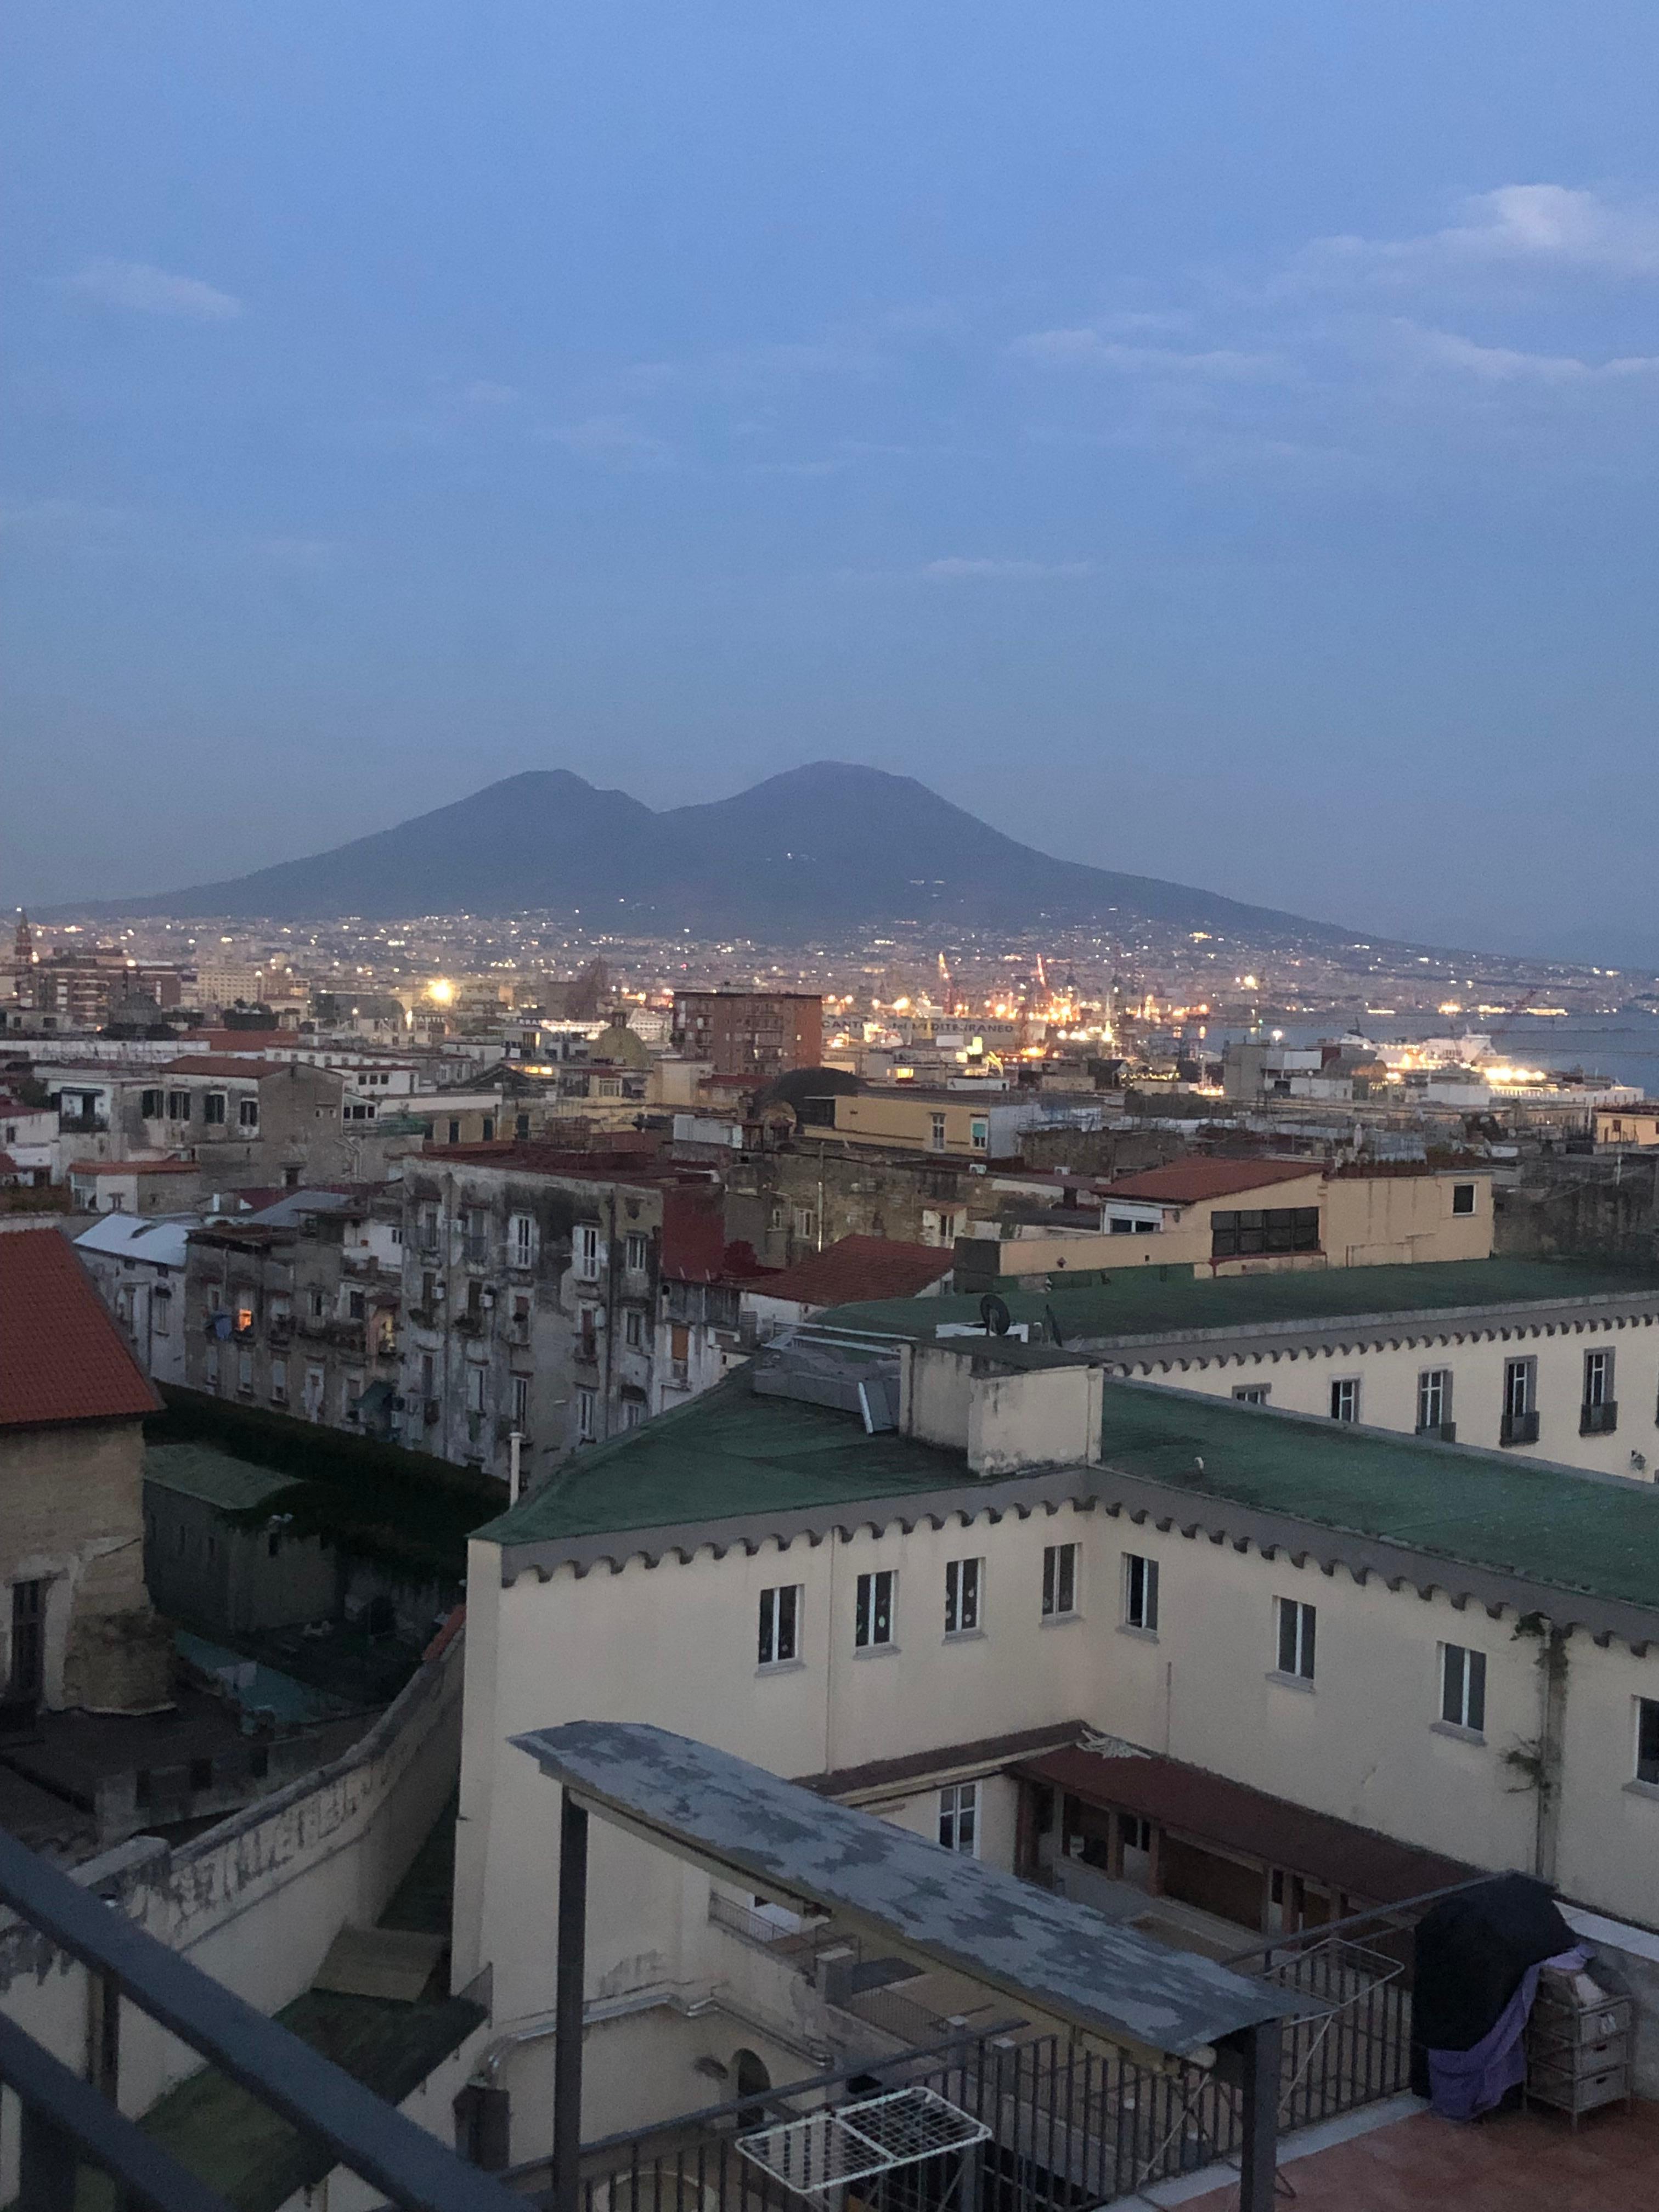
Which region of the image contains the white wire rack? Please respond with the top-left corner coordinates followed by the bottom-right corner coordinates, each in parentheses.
top-left (736, 2086), bottom-right (991, 2199)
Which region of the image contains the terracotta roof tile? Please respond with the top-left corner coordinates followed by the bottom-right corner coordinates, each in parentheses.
top-left (1105, 1159), bottom-right (1321, 1204)
top-left (0, 1229), bottom-right (161, 1430)
top-left (748, 1234), bottom-right (955, 1308)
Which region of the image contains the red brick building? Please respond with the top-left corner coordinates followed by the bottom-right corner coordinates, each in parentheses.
top-left (670, 991), bottom-right (823, 1080)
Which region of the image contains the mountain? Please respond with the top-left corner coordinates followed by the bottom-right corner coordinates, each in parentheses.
top-left (60, 762), bottom-right (1356, 944)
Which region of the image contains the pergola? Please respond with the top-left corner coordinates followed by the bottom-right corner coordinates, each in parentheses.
top-left (513, 1720), bottom-right (1308, 2212)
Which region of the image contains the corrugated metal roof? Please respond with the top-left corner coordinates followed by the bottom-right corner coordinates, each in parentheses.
top-left (143, 1442), bottom-right (298, 1513)
top-left (0, 1229), bottom-right (161, 1430)
top-left (514, 1720), bottom-right (1300, 2057)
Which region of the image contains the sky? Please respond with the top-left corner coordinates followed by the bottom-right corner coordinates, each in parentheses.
top-left (4, 2), bottom-right (1657, 958)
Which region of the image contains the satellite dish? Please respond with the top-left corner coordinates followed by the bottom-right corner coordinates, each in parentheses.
top-left (979, 1294), bottom-right (1011, 1338)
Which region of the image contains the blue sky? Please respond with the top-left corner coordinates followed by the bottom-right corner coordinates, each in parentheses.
top-left (4, 2), bottom-right (1657, 956)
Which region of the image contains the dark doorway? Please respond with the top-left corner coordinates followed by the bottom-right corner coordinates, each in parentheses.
top-left (9, 1581), bottom-right (45, 1708)
top-left (733, 2048), bottom-right (771, 2129)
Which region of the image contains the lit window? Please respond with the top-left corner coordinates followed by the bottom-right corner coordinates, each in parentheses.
top-left (1441, 1644), bottom-right (1486, 1734)
top-left (1041, 1543), bottom-right (1079, 1619)
top-left (854, 1569), bottom-right (895, 1649)
top-left (944, 1558), bottom-right (981, 1636)
top-left (758, 1585), bottom-right (802, 1667)
top-left (938, 1781), bottom-right (978, 1855)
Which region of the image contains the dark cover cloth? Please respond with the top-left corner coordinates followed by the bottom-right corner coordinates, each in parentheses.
top-left (1409, 1874), bottom-right (1575, 2099)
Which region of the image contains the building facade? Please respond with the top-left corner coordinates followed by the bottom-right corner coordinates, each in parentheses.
top-left (671, 992), bottom-right (823, 1081)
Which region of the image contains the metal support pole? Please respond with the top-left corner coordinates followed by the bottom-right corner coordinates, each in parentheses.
top-left (1236, 2019), bottom-right (1281, 2212)
top-left (552, 1790), bottom-right (589, 2212)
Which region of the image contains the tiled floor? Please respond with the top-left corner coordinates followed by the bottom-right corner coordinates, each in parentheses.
top-left (1177, 2097), bottom-right (1659, 2211)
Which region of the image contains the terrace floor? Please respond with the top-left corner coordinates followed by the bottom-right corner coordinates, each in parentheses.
top-left (1162, 2092), bottom-right (1659, 2211)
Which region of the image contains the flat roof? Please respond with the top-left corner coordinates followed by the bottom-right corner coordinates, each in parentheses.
top-left (821, 1256), bottom-right (1659, 1345)
top-left (513, 1720), bottom-right (1296, 2059)
top-left (144, 1442), bottom-right (298, 1513)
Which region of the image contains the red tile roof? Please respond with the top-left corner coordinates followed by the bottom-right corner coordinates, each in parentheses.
top-left (0, 1229), bottom-right (161, 1430)
top-left (1105, 1159), bottom-right (1322, 1205)
top-left (751, 1234), bottom-right (955, 1309)
top-left (1022, 1743), bottom-right (1473, 1906)
top-left (156, 1057), bottom-right (287, 1079)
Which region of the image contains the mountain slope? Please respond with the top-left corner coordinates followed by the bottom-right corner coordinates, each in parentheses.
top-left (62, 761), bottom-right (1354, 943)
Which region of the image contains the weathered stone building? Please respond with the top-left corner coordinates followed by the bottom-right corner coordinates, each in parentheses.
top-left (0, 1230), bottom-right (172, 1713)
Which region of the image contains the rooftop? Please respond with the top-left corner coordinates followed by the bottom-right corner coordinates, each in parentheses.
top-left (145, 1441), bottom-right (299, 1512)
top-left (1104, 1159), bottom-right (1325, 1203)
top-left (75, 1213), bottom-right (195, 1266)
top-left (0, 1229), bottom-right (161, 1430)
top-left (156, 1057), bottom-right (290, 1079)
top-left (821, 1255), bottom-right (1659, 1346)
top-left (69, 1157), bottom-right (200, 1176)
top-left (747, 1234), bottom-right (955, 1308)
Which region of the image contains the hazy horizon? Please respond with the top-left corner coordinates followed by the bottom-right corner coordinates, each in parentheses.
top-left (5, 4), bottom-right (1656, 958)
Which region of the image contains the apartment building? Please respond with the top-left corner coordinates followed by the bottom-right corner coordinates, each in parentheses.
top-left (74, 1214), bottom-right (194, 1385)
top-left (454, 1311), bottom-right (1659, 2158)
top-left (42, 1053), bottom-right (357, 1189)
top-left (398, 1146), bottom-right (729, 1482)
top-left (670, 991), bottom-right (823, 1080)
top-left (182, 1190), bottom-right (403, 1437)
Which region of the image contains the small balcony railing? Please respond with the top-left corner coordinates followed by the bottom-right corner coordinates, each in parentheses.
top-left (1500, 1409), bottom-right (1540, 1447)
top-left (1581, 1399), bottom-right (1618, 1436)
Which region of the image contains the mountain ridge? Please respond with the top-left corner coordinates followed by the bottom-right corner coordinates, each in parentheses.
top-left (52, 761), bottom-right (1358, 945)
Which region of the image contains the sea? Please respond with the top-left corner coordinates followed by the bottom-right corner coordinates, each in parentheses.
top-left (1200, 1007), bottom-right (1659, 1096)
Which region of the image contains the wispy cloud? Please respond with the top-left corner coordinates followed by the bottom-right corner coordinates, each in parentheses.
top-left (1009, 328), bottom-right (1286, 380)
top-left (541, 414), bottom-right (675, 469)
top-left (64, 258), bottom-right (242, 321)
top-left (1403, 323), bottom-right (1659, 383)
top-left (920, 556), bottom-right (1093, 581)
top-left (1294, 185), bottom-right (1659, 289)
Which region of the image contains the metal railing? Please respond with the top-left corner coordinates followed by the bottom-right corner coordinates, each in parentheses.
top-left (0, 1826), bottom-right (518, 2212)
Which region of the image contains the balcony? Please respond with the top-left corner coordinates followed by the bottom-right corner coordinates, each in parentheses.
top-left (1500, 1409), bottom-right (1541, 1447)
top-left (0, 1822), bottom-right (517, 2212)
top-left (1414, 1420), bottom-right (1457, 1443)
top-left (1581, 1399), bottom-right (1619, 1437)
top-left (59, 1111), bottom-right (109, 1135)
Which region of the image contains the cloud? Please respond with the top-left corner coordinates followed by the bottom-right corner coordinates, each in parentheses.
top-left (1401, 322), bottom-right (1659, 383)
top-left (1009, 328), bottom-right (1286, 380)
top-left (541, 414), bottom-right (675, 469)
top-left (920, 556), bottom-right (1094, 580)
top-left (64, 258), bottom-right (242, 320)
top-left (1296, 186), bottom-right (1659, 287)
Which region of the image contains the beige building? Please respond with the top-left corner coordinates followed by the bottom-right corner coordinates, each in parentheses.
top-left (1596, 1105), bottom-right (1659, 1148)
top-left (0, 1230), bottom-right (171, 1714)
top-left (452, 1305), bottom-right (1659, 2161)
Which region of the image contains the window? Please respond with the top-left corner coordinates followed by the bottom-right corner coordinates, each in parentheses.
top-left (464, 1207), bottom-right (489, 1263)
top-left (236, 1347), bottom-right (253, 1393)
top-left (140, 1088), bottom-right (162, 1120)
top-left (622, 1398), bottom-right (645, 1430)
top-left (1417, 1369), bottom-right (1453, 1435)
top-left (1329, 1377), bottom-right (1359, 1423)
top-left (238, 1096), bottom-right (259, 1130)
top-left (969, 1117), bottom-right (989, 1153)
top-left (481, 1116), bottom-right (495, 1142)
top-left (577, 1386), bottom-right (597, 1441)
top-left (758, 1585), bottom-right (802, 1667)
top-left (205, 1345), bottom-right (219, 1388)
top-left (9, 1581), bottom-right (46, 1705)
top-left (1440, 1644), bottom-right (1486, 1734)
top-left (855, 1570), bottom-right (895, 1649)
top-left (1452, 1182), bottom-right (1477, 1216)
top-left (625, 1232), bottom-right (650, 1273)
top-left (1276, 1597), bottom-right (1316, 1682)
top-left (420, 1351), bottom-right (435, 1400)
top-left (1502, 1357), bottom-right (1538, 1444)
top-left (465, 1365), bottom-right (486, 1415)
top-left (576, 1224), bottom-right (601, 1279)
top-left (511, 1375), bottom-right (529, 1429)
top-left (166, 1090), bottom-right (190, 1121)
top-left (944, 1558), bottom-right (981, 1635)
top-left (1233, 1385), bottom-right (1270, 1406)
top-left (578, 1306), bottom-right (597, 1361)
top-left (1638, 1700), bottom-right (1659, 1787)
top-left (794, 1207), bottom-right (817, 1243)
top-left (152, 1288), bottom-right (171, 1336)
top-left (1042, 1543), bottom-right (1079, 1620)
top-left (769, 1203), bottom-right (785, 1233)
top-left (929, 1112), bottom-right (947, 1152)
top-left (348, 1290), bottom-right (366, 1321)
top-left (447, 1118), bottom-right (461, 1145)
top-left (270, 1357), bottom-right (287, 1403)
top-left (1211, 1207), bottom-right (1321, 1260)
top-left (1583, 1348), bottom-right (1617, 1435)
top-left (510, 1212), bottom-right (535, 1268)
top-left (622, 1307), bottom-right (644, 1348)
top-left (419, 1204), bottom-right (440, 1250)
top-left (202, 1092), bottom-right (227, 1126)
top-left (1124, 1554), bottom-right (1159, 1633)
top-left (938, 1781), bottom-right (978, 1855)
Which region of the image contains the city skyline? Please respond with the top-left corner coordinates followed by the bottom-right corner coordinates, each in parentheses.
top-left (5, 3), bottom-right (1657, 951)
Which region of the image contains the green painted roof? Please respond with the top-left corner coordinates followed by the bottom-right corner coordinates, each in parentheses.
top-left (476, 1372), bottom-right (968, 1547)
top-left (1090, 1381), bottom-right (1659, 1615)
top-left (144, 1441), bottom-right (297, 1511)
top-left (825, 1255), bottom-right (1659, 1345)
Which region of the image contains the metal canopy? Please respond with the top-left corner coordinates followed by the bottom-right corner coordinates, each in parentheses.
top-left (512, 1720), bottom-right (1299, 2061)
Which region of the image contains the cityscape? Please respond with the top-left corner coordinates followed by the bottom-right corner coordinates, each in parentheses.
top-left (4, 9), bottom-right (1658, 2212)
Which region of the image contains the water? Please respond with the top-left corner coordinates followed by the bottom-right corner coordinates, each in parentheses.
top-left (1201, 1007), bottom-right (1659, 1096)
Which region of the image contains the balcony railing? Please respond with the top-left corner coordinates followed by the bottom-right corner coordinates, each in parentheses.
top-left (1581, 1399), bottom-right (1618, 1436)
top-left (1500, 1408), bottom-right (1540, 1446)
top-left (0, 1824), bottom-right (517, 2212)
